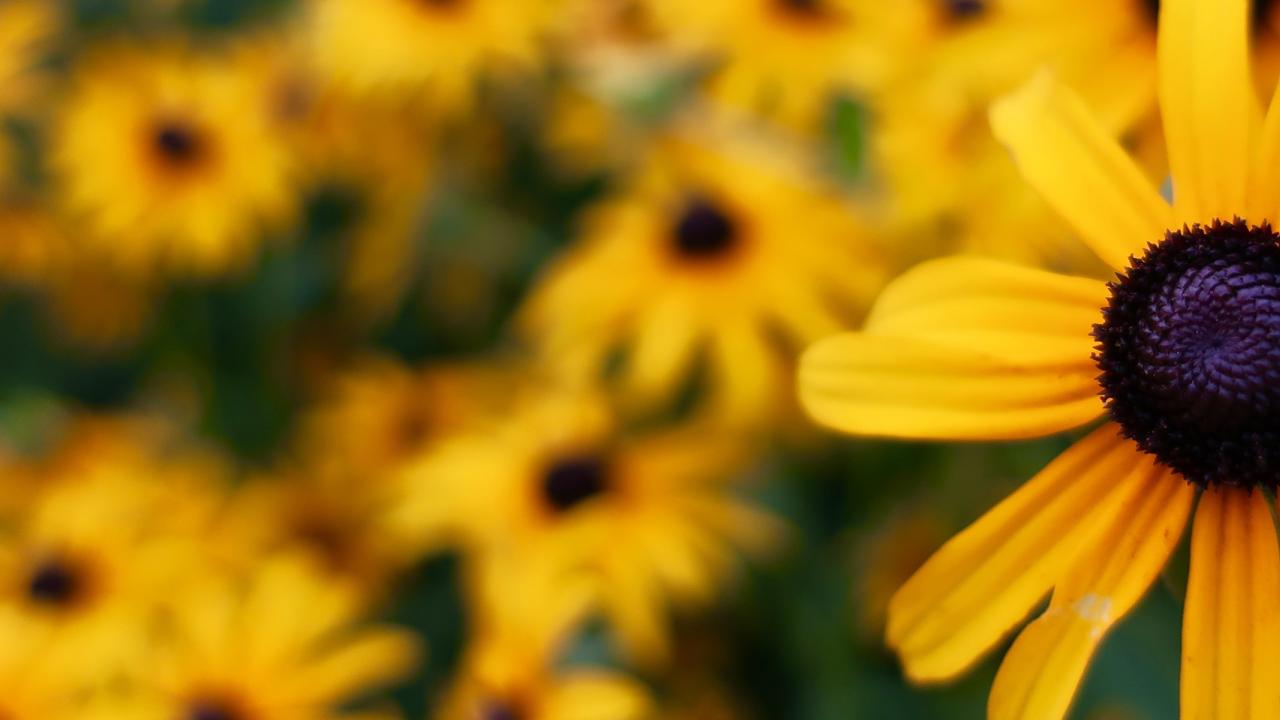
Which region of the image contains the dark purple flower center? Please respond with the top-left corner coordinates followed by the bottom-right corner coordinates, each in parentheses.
top-left (672, 199), bottom-right (738, 260)
top-left (774, 0), bottom-right (827, 20)
top-left (27, 559), bottom-right (84, 607)
top-left (541, 454), bottom-right (609, 512)
top-left (482, 701), bottom-right (524, 720)
top-left (945, 0), bottom-right (985, 21)
top-left (1094, 219), bottom-right (1280, 488)
top-left (152, 120), bottom-right (206, 168)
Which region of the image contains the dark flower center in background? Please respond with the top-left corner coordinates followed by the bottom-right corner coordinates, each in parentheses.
top-left (945, 0), bottom-right (985, 21)
top-left (187, 699), bottom-right (249, 720)
top-left (152, 120), bottom-right (206, 168)
top-left (774, 0), bottom-right (826, 19)
top-left (26, 559), bottom-right (84, 607)
top-left (1094, 219), bottom-right (1280, 488)
top-left (482, 701), bottom-right (525, 720)
top-left (419, 0), bottom-right (465, 10)
top-left (541, 454), bottom-right (609, 512)
top-left (672, 199), bottom-right (739, 261)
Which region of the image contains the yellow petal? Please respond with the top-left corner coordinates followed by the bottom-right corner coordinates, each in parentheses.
top-left (1251, 81), bottom-right (1280, 223)
top-left (1181, 487), bottom-right (1280, 720)
top-left (866, 257), bottom-right (1107, 361)
top-left (991, 72), bottom-right (1172, 270)
top-left (988, 468), bottom-right (1193, 720)
top-left (622, 295), bottom-right (701, 403)
top-left (1159, 0), bottom-right (1257, 223)
top-left (545, 671), bottom-right (653, 720)
top-left (886, 427), bottom-right (1149, 682)
top-left (800, 259), bottom-right (1105, 441)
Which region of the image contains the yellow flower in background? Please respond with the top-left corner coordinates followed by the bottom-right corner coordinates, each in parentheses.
top-left (302, 0), bottom-right (554, 114)
top-left (393, 389), bottom-right (784, 666)
top-left (645, 0), bottom-right (902, 130)
top-left (130, 554), bottom-right (418, 720)
top-left (800, 0), bottom-right (1280, 716)
top-left (52, 44), bottom-right (297, 277)
top-left (439, 554), bottom-right (652, 720)
top-left (0, 430), bottom-right (225, 685)
top-left (521, 120), bottom-right (888, 422)
top-left (296, 358), bottom-right (510, 486)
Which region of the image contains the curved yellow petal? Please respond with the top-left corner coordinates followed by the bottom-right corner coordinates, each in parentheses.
top-left (800, 259), bottom-right (1105, 441)
top-left (1181, 487), bottom-right (1280, 720)
top-left (991, 72), bottom-right (1172, 270)
top-left (988, 468), bottom-right (1193, 720)
top-left (1159, 0), bottom-right (1257, 223)
top-left (866, 257), bottom-right (1107, 360)
top-left (886, 427), bottom-right (1149, 682)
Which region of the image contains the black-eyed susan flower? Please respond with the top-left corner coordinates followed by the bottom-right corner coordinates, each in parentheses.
top-left (799, 0), bottom-right (1280, 715)
top-left (302, 0), bottom-right (554, 114)
top-left (521, 124), bottom-right (888, 422)
top-left (0, 426), bottom-right (226, 685)
top-left (133, 554), bottom-right (418, 720)
top-left (393, 389), bottom-right (784, 666)
top-left (438, 553), bottom-right (652, 720)
top-left (52, 45), bottom-right (296, 277)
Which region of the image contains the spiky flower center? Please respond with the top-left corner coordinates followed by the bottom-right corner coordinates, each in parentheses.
top-left (672, 199), bottom-right (739, 261)
top-left (541, 454), bottom-right (609, 512)
top-left (1094, 219), bottom-right (1280, 488)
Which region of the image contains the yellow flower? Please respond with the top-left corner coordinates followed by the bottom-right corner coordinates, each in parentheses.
top-left (302, 0), bottom-right (554, 113)
top-left (438, 553), bottom-right (652, 720)
top-left (129, 554), bottom-right (419, 719)
top-left (51, 44), bottom-right (297, 277)
top-left (799, 0), bottom-right (1280, 716)
top-left (0, 419), bottom-right (226, 685)
top-left (296, 358), bottom-right (510, 487)
top-left (393, 389), bottom-right (784, 666)
top-left (520, 124), bottom-right (888, 421)
top-left (644, 0), bottom-right (901, 130)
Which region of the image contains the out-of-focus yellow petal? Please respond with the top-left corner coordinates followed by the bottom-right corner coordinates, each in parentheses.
top-left (1181, 487), bottom-right (1280, 720)
top-left (1159, 0), bottom-right (1257, 223)
top-left (886, 427), bottom-right (1149, 682)
top-left (988, 468), bottom-right (1193, 720)
top-left (545, 671), bottom-right (653, 720)
top-left (622, 295), bottom-right (701, 404)
top-left (991, 72), bottom-right (1172, 270)
top-left (800, 259), bottom-right (1105, 440)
